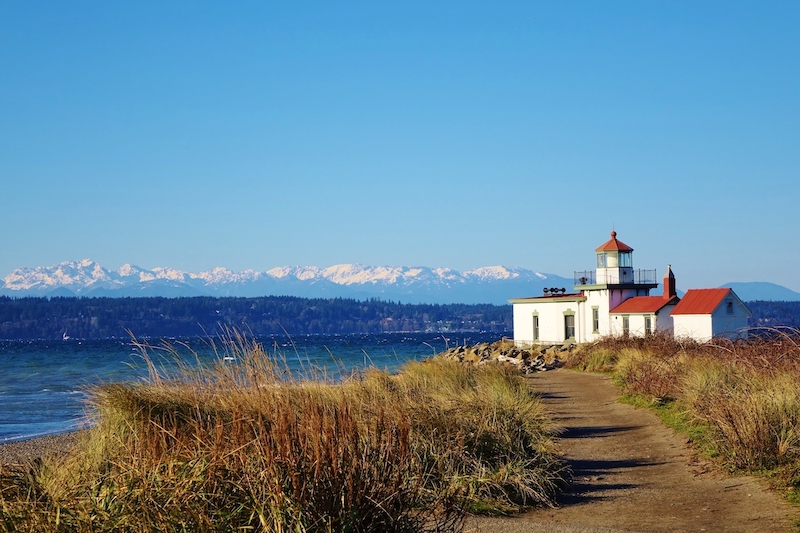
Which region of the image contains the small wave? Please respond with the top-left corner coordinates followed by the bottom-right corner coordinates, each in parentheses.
top-left (0, 421), bottom-right (88, 444)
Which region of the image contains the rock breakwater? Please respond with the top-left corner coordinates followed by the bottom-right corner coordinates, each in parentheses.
top-left (436, 340), bottom-right (573, 374)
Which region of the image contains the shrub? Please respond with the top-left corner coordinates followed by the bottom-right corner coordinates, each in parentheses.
top-left (683, 362), bottom-right (800, 469)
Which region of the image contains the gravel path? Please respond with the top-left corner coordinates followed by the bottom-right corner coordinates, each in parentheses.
top-left (466, 368), bottom-right (798, 533)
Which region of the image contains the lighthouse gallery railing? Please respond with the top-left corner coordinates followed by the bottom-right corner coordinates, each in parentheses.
top-left (573, 269), bottom-right (658, 286)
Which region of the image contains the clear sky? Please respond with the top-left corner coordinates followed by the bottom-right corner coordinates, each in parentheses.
top-left (2, 2), bottom-right (799, 292)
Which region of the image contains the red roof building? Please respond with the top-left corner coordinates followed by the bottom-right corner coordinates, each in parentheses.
top-left (671, 288), bottom-right (751, 342)
top-left (606, 267), bottom-right (682, 337)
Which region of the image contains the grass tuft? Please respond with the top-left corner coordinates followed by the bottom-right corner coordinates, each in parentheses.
top-left (0, 333), bottom-right (566, 532)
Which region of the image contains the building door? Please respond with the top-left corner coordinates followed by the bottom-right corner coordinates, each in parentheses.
top-left (622, 316), bottom-right (630, 336)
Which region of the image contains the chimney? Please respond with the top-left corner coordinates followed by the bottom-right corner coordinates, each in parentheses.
top-left (663, 264), bottom-right (676, 299)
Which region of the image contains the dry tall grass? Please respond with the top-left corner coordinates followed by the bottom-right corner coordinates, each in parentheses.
top-left (0, 334), bottom-right (566, 532)
top-left (567, 329), bottom-right (800, 478)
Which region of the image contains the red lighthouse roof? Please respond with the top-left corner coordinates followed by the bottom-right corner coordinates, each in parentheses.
top-left (595, 231), bottom-right (634, 252)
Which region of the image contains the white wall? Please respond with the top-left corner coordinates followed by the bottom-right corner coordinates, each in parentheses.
top-left (583, 290), bottom-right (609, 342)
top-left (673, 315), bottom-right (713, 342)
top-left (512, 298), bottom-right (585, 345)
top-left (711, 299), bottom-right (750, 339)
top-left (608, 304), bottom-right (675, 338)
top-left (609, 314), bottom-right (648, 337)
top-left (512, 302), bottom-right (537, 345)
top-left (655, 305), bottom-right (676, 333)
top-left (608, 288), bottom-right (648, 311)
top-left (582, 288), bottom-right (652, 340)
top-left (596, 266), bottom-right (634, 284)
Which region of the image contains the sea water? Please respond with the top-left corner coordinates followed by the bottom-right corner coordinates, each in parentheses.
top-left (0, 332), bottom-right (504, 443)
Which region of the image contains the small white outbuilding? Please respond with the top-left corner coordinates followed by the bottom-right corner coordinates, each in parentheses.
top-left (671, 288), bottom-right (751, 342)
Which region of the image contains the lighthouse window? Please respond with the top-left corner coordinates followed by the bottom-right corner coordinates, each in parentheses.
top-left (619, 252), bottom-right (632, 268)
top-left (597, 254), bottom-right (607, 268)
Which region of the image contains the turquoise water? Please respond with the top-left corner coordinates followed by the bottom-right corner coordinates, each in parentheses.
top-left (0, 332), bottom-right (504, 443)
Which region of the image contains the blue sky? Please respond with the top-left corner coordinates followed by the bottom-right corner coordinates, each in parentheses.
top-left (2, 2), bottom-right (799, 292)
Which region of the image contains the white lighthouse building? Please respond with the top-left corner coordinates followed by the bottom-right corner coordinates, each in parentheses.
top-left (510, 231), bottom-right (750, 345)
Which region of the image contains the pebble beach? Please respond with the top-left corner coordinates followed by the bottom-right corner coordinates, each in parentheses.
top-left (0, 431), bottom-right (82, 466)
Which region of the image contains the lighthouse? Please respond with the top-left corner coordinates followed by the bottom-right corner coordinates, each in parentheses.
top-left (511, 230), bottom-right (660, 345)
top-left (510, 230), bottom-right (750, 345)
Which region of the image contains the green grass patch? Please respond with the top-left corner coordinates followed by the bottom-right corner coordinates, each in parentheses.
top-left (619, 393), bottom-right (718, 459)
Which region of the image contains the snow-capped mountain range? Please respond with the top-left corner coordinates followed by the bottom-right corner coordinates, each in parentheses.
top-left (0, 259), bottom-right (573, 305)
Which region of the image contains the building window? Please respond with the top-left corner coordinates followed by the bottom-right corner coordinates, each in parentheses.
top-left (597, 253), bottom-right (607, 268)
top-left (622, 316), bottom-right (630, 336)
top-left (619, 251), bottom-right (632, 267)
top-left (644, 316), bottom-right (652, 336)
top-left (727, 301), bottom-right (734, 315)
top-left (532, 314), bottom-right (539, 342)
top-left (592, 307), bottom-right (600, 333)
top-left (564, 314), bottom-right (575, 340)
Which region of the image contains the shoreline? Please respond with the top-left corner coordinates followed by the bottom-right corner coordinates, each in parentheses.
top-left (0, 431), bottom-right (83, 466)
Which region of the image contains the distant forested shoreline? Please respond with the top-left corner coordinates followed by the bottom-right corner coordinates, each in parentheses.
top-left (0, 296), bottom-right (797, 341)
top-left (747, 300), bottom-right (800, 330)
top-left (0, 295), bottom-right (512, 340)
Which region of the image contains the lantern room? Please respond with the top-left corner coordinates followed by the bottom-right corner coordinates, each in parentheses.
top-left (595, 231), bottom-right (634, 284)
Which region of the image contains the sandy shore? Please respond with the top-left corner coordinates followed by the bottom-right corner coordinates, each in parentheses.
top-left (0, 431), bottom-right (83, 466)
